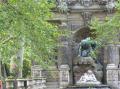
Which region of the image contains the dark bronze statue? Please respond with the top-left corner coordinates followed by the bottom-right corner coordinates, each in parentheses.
top-left (79, 37), bottom-right (97, 57)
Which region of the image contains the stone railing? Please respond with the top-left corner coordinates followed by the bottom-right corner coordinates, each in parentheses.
top-left (59, 64), bottom-right (70, 88)
top-left (6, 77), bottom-right (46, 89)
top-left (106, 64), bottom-right (120, 89)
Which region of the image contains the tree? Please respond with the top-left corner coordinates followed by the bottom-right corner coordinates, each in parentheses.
top-left (91, 1), bottom-right (120, 46)
top-left (0, 0), bottom-right (60, 78)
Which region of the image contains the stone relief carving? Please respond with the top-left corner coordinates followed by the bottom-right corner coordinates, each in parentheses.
top-left (57, 0), bottom-right (68, 13)
top-left (106, 0), bottom-right (115, 13)
top-left (77, 70), bottom-right (101, 85)
top-left (74, 37), bottom-right (103, 82)
top-left (98, 0), bottom-right (108, 5)
top-left (80, 0), bottom-right (93, 7)
top-left (81, 12), bottom-right (92, 26)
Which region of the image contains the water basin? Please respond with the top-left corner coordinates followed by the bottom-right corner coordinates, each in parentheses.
top-left (65, 85), bottom-right (110, 89)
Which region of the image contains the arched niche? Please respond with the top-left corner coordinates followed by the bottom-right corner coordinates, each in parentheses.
top-left (73, 27), bottom-right (90, 43)
top-left (73, 26), bottom-right (95, 43)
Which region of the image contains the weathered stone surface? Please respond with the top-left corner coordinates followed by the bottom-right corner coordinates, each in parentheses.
top-left (106, 64), bottom-right (119, 89)
top-left (76, 70), bottom-right (101, 85)
top-left (65, 85), bottom-right (110, 89)
top-left (31, 65), bottom-right (43, 78)
top-left (52, 0), bottom-right (117, 88)
top-left (59, 64), bottom-right (70, 88)
top-left (74, 56), bottom-right (94, 64)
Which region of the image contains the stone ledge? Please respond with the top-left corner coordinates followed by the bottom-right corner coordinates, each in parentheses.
top-left (65, 85), bottom-right (110, 89)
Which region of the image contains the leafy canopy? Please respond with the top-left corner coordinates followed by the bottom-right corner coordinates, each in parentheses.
top-left (0, 0), bottom-right (60, 66)
top-left (91, 0), bottom-right (120, 46)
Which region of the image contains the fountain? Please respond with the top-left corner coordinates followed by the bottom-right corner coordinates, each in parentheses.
top-left (60, 38), bottom-right (111, 89)
top-left (54, 0), bottom-right (117, 89)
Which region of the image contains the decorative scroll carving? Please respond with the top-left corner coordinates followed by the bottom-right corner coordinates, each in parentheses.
top-left (80, 0), bottom-right (93, 7)
top-left (77, 70), bottom-right (101, 85)
top-left (98, 0), bottom-right (108, 5)
top-left (106, 0), bottom-right (115, 13)
top-left (81, 12), bottom-right (92, 26)
top-left (57, 0), bottom-right (68, 13)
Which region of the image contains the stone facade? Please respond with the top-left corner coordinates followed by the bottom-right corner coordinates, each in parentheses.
top-left (52, 0), bottom-right (117, 85)
top-left (59, 65), bottom-right (70, 88)
top-left (106, 64), bottom-right (120, 89)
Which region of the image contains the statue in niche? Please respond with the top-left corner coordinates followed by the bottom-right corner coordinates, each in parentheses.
top-left (106, 0), bottom-right (115, 13)
top-left (80, 0), bottom-right (92, 7)
top-left (77, 70), bottom-right (101, 84)
top-left (78, 37), bottom-right (97, 57)
top-left (58, 0), bottom-right (68, 13)
top-left (81, 12), bottom-right (92, 26)
top-left (77, 37), bottom-right (103, 82)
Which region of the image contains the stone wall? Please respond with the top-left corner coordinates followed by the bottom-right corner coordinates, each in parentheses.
top-left (52, 0), bottom-right (117, 86)
top-left (107, 64), bottom-right (120, 89)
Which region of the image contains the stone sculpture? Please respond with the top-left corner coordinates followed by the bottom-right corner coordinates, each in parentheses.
top-left (81, 12), bottom-right (92, 25)
top-left (80, 0), bottom-right (92, 7)
top-left (77, 70), bottom-right (101, 85)
top-left (78, 37), bottom-right (96, 57)
top-left (77, 37), bottom-right (103, 82)
top-left (58, 0), bottom-right (68, 13)
top-left (106, 0), bottom-right (115, 13)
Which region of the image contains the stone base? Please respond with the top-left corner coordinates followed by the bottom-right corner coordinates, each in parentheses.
top-left (76, 82), bottom-right (101, 85)
top-left (65, 85), bottom-right (110, 89)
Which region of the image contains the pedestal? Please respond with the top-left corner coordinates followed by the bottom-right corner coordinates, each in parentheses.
top-left (59, 64), bottom-right (70, 88)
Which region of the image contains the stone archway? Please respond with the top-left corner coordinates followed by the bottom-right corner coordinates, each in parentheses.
top-left (73, 26), bottom-right (94, 43)
top-left (72, 26), bottom-right (97, 84)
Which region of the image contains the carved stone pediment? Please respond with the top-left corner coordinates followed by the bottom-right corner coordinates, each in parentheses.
top-left (81, 12), bottom-right (92, 26)
top-left (80, 0), bottom-right (93, 7)
top-left (106, 0), bottom-right (115, 13)
top-left (98, 0), bottom-right (108, 5)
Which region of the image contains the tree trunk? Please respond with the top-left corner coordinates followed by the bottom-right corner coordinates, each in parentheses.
top-left (17, 37), bottom-right (24, 78)
top-left (0, 61), bottom-right (1, 78)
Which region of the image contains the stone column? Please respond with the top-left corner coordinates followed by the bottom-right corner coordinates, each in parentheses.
top-left (27, 79), bottom-right (33, 89)
top-left (17, 79), bottom-right (25, 89)
top-left (31, 65), bottom-right (43, 78)
top-left (31, 65), bottom-right (46, 89)
top-left (59, 64), bottom-right (70, 88)
top-left (6, 79), bottom-right (14, 89)
top-left (108, 45), bottom-right (119, 66)
top-left (106, 64), bottom-right (119, 89)
top-left (118, 69), bottom-right (120, 89)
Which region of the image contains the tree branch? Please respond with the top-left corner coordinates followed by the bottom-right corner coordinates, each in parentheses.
top-left (2, 36), bottom-right (16, 44)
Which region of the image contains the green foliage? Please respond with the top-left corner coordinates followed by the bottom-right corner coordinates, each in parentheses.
top-left (0, 0), bottom-right (60, 66)
top-left (91, 1), bottom-right (120, 46)
top-left (22, 59), bottom-right (31, 78)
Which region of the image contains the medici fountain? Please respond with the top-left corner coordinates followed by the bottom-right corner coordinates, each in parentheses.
top-left (59, 38), bottom-right (111, 89)
top-left (1, 0), bottom-right (120, 89)
top-left (50, 0), bottom-right (120, 89)
top-left (31, 0), bottom-right (120, 89)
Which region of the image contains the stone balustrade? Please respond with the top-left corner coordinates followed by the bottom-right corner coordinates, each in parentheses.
top-left (6, 79), bottom-right (14, 89)
top-left (17, 79), bottom-right (26, 89)
top-left (33, 77), bottom-right (46, 89)
top-left (27, 79), bottom-right (33, 89)
top-left (5, 77), bottom-right (46, 89)
top-left (106, 64), bottom-right (120, 89)
top-left (5, 65), bottom-right (47, 89)
top-left (59, 64), bottom-right (70, 89)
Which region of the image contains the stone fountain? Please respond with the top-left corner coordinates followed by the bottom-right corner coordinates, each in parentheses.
top-left (59, 38), bottom-right (111, 89)
top-left (54, 0), bottom-right (117, 89)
